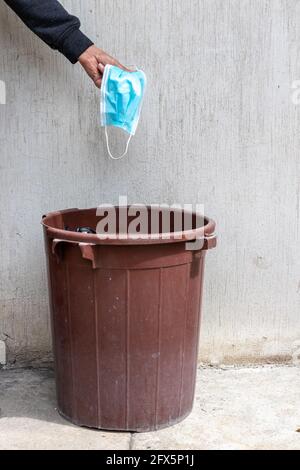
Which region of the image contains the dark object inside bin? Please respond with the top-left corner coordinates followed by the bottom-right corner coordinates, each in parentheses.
top-left (64, 226), bottom-right (96, 234)
top-left (76, 227), bottom-right (96, 234)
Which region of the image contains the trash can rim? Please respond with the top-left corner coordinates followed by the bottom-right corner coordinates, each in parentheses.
top-left (41, 207), bottom-right (216, 246)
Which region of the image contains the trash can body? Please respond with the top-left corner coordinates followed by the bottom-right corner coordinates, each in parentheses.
top-left (42, 207), bottom-right (216, 431)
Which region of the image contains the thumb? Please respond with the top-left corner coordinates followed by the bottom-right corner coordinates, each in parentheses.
top-left (98, 63), bottom-right (105, 74)
top-left (94, 76), bottom-right (102, 88)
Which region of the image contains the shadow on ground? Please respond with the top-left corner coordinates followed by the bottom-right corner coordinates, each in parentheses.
top-left (0, 365), bottom-right (300, 450)
top-left (0, 368), bottom-right (131, 450)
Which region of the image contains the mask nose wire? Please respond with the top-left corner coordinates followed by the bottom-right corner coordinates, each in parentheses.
top-left (105, 127), bottom-right (132, 160)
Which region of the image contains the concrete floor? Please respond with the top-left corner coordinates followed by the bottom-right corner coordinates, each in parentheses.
top-left (0, 365), bottom-right (299, 450)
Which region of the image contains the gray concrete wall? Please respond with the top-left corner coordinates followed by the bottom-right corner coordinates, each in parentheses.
top-left (1, 0), bottom-right (300, 366)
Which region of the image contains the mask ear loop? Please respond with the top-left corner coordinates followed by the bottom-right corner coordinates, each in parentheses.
top-left (105, 127), bottom-right (132, 160)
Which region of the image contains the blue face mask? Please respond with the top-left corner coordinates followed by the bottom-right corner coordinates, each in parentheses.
top-left (100, 65), bottom-right (147, 159)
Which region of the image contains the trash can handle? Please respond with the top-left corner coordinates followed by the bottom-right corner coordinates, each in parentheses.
top-left (186, 233), bottom-right (217, 252)
top-left (203, 232), bottom-right (217, 250)
top-left (78, 242), bottom-right (97, 268)
top-left (52, 239), bottom-right (97, 268)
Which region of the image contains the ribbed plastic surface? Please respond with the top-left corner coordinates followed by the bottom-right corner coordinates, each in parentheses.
top-left (43, 207), bottom-right (216, 431)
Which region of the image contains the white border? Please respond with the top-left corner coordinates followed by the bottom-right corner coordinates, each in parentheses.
top-left (100, 64), bottom-right (111, 126)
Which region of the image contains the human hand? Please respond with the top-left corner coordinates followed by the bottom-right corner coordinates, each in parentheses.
top-left (78, 45), bottom-right (128, 88)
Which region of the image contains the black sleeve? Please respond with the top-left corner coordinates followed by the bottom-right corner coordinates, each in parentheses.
top-left (4, 0), bottom-right (94, 63)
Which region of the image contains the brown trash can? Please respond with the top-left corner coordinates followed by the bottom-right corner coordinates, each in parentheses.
top-left (42, 206), bottom-right (216, 432)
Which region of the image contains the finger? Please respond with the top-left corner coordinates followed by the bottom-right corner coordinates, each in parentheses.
top-left (98, 63), bottom-right (105, 74)
top-left (117, 62), bottom-right (132, 72)
top-left (99, 54), bottom-right (130, 72)
top-left (94, 76), bottom-right (102, 88)
top-left (92, 68), bottom-right (103, 88)
top-left (98, 55), bottom-right (116, 67)
top-left (111, 57), bottom-right (131, 71)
